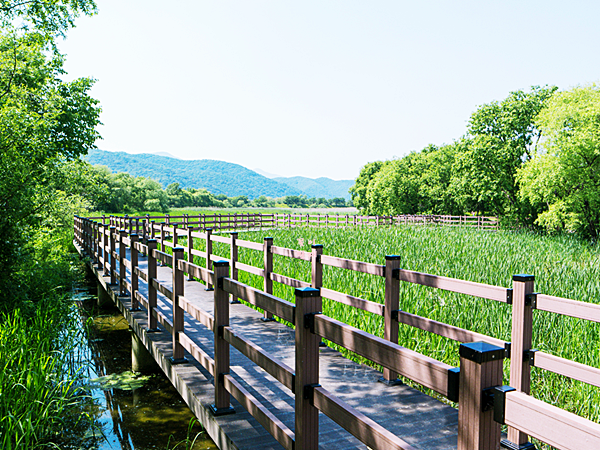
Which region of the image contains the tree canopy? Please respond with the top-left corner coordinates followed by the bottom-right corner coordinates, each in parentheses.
top-left (0, 0), bottom-right (100, 305)
top-left (518, 84), bottom-right (600, 238)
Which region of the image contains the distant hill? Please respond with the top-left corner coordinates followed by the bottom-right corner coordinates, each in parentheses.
top-left (273, 176), bottom-right (353, 200)
top-left (86, 149), bottom-right (302, 199)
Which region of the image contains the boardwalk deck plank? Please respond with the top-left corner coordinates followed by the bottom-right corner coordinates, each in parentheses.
top-left (82, 244), bottom-right (458, 450)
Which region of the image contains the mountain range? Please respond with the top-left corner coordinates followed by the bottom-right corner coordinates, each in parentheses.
top-left (85, 149), bottom-right (354, 200)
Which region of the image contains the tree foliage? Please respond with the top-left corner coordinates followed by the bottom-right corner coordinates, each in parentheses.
top-left (518, 85), bottom-right (600, 238)
top-left (0, 1), bottom-right (99, 306)
top-left (351, 86), bottom-right (561, 224)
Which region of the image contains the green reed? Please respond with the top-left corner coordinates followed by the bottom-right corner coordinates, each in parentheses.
top-left (0, 298), bottom-right (88, 449)
top-left (197, 225), bottom-right (600, 423)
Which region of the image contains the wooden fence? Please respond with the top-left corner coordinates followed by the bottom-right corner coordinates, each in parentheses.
top-left (74, 215), bottom-right (600, 450)
top-left (86, 212), bottom-right (499, 232)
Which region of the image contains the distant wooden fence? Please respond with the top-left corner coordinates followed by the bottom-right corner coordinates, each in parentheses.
top-left (86, 212), bottom-right (499, 232)
top-left (75, 215), bottom-right (600, 450)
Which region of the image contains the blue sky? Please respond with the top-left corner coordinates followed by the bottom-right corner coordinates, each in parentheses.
top-left (59, 1), bottom-right (600, 180)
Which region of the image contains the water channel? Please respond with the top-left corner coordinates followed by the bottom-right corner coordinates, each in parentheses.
top-left (72, 284), bottom-right (218, 450)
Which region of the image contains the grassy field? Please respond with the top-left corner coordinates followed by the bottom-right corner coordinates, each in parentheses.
top-left (178, 225), bottom-right (600, 425)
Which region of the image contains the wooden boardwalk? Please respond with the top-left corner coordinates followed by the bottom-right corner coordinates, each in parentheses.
top-left (83, 246), bottom-right (459, 450)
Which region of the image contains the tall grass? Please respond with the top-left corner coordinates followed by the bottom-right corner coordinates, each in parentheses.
top-left (0, 298), bottom-right (88, 449)
top-left (195, 226), bottom-right (600, 422)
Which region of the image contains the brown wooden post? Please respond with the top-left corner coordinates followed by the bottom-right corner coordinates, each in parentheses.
top-left (160, 222), bottom-right (166, 254)
top-left (230, 232), bottom-right (240, 304)
top-left (91, 221), bottom-right (97, 261)
top-left (150, 220), bottom-right (156, 240)
top-left (141, 219), bottom-right (147, 248)
top-left (295, 287), bottom-right (321, 450)
top-left (102, 223), bottom-right (109, 276)
top-left (186, 226), bottom-right (194, 281)
top-left (205, 228), bottom-right (213, 290)
top-left (130, 234), bottom-right (140, 311)
top-left (165, 213), bottom-right (170, 225)
top-left (135, 218), bottom-right (140, 236)
top-left (210, 260), bottom-right (235, 416)
top-left (171, 247), bottom-right (187, 363)
top-left (146, 239), bottom-right (159, 332)
top-left (262, 237), bottom-right (275, 321)
top-left (311, 244), bottom-right (323, 289)
top-left (504, 275), bottom-right (536, 450)
top-left (458, 342), bottom-right (504, 450)
top-left (172, 223), bottom-right (178, 247)
top-left (119, 230), bottom-right (127, 296)
top-left (109, 226), bottom-right (117, 285)
top-left (381, 255), bottom-right (402, 384)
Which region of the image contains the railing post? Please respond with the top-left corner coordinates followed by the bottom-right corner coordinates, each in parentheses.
top-left (504, 275), bottom-right (536, 450)
top-left (91, 221), bottom-right (97, 262)
top-left (205, 228), bottom-right (213, 290)
top-left (381, 255), bottom-right (401, 384)
top-left (109, 227), bottom-right (117, 285)
top-left (173, 223), bottom-right (178, 247)
top-left (130, 234), bottom-right (140, 311)
top-left (135, 218), bottom-right (139, 236)
top-left (311, 244), bottom-right (323, 289)
top-left (146, 239), bottom-right (159, 332)
top-left (171, 247), bottom-right (187, 364)
top-left (119, 229), bottom-right (127, 296)
top-left (187, 225), bottom-right (194, 281)
top-left (160, 222), bottom-right (166, 255)
top-left (101, 223), bottom-right (108, 276)
top-left (150, 220), bottom-right (156, 240)
top-left (262, 237), bottom-right (275, 321)
top-left (230, 232), bottom-right (240, 304)
top-left (295, 287), bottom-right (321, 450)
top-left (211, 260), bottom-right (235, 416)
top-left (458, 342), bottom-right (504, 450)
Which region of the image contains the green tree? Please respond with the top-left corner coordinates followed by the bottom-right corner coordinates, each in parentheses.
top-left (518, 85), bottom-right (600, 238)
top-left (453, 85), bottom-right (557, 218)
top-left (349, 161), bottom-right (386, 210)
top-left (0, 32), bottom-right (100, 303)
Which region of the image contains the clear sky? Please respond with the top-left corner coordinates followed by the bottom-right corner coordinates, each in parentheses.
top-left (59, 1), bottom-right (600, 180)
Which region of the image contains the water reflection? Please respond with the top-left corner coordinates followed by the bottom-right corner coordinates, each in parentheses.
top-left (76, 288), bottom-right (217, 450)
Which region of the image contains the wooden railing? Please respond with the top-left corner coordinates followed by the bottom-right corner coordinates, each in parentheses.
top-left (74, 216), bottom-right (600, 450)
top-left (86, 212), bottom-right (499, 232)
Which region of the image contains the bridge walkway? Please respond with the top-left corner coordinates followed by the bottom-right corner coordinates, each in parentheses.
top-left (85, 246), bottom-right (459, 450)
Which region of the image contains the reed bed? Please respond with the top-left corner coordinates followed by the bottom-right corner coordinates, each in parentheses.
top-left (0, 299), bottom-right (88, 449)
top-left (188, 226), bottom-right (600, 423)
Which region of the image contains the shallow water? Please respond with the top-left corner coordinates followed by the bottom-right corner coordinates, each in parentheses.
top-left (73, 288), bottom-right (218, 450)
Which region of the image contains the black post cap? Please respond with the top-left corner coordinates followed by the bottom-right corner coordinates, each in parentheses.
top-left (312, 244), bottom-right (323, 249)
top-left (173, 247), bottom-right (185, 252)
top-left (264, 237), bottom-right (273, 241)
top-left (295, 287), bottom-right (320, 298)
top-left (146, 239), bottom-right (157, 243)
top-left (459, 341), bottom-right (505, 364)
top-left (385, 255), bottom-right (401, 260)
top-left (513, 274), bottom-right (534, 282)
top-left (213, 260), bottom-right (229, 267)
top-left (205, 227), bottom-right (213, 231)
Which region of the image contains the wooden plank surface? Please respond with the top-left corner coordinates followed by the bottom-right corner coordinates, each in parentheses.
top-left (79, 243), bottom-right (460, 450)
